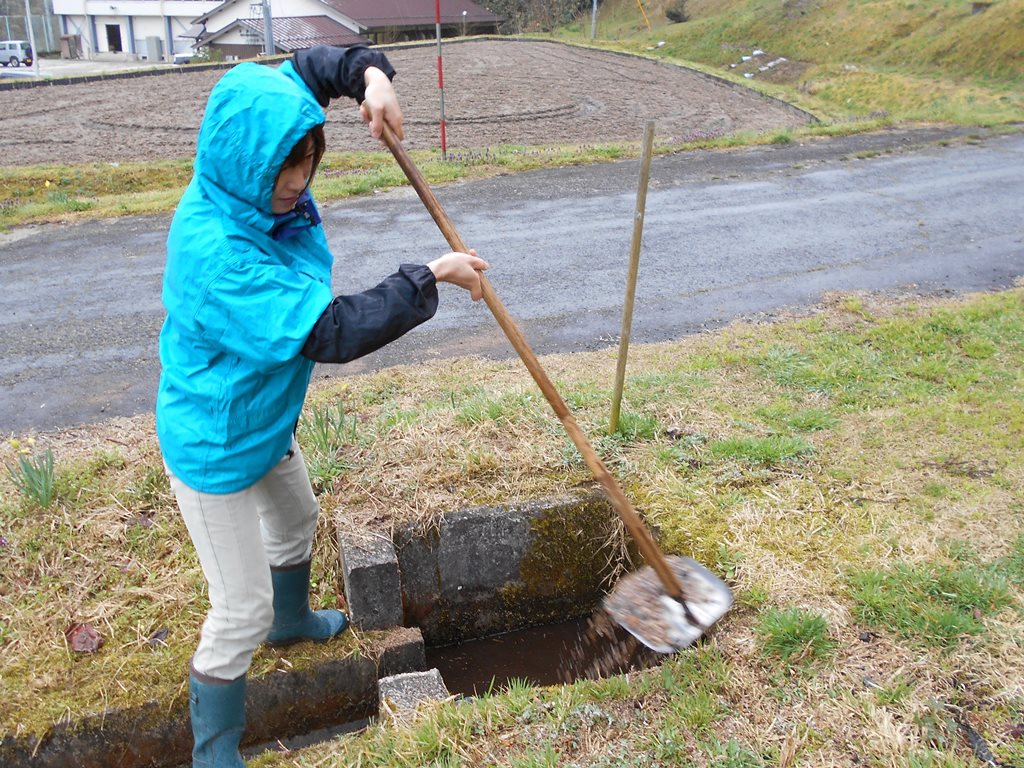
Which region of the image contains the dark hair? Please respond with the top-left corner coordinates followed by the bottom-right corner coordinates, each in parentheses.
top-left (282, 124), bottom-right (326, 189)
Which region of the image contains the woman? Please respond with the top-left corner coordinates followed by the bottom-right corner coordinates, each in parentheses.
top-left (157, 45), bottom-right (487, 767)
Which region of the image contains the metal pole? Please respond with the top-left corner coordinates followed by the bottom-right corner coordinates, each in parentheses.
top-left (610, 121), bottom-right (656, 434)
top-left (261, 0), bottom-right (274, 55)
top-left (44, 0), bottom-right (54, 52)
top-left (591, 0), bottom-right (597, 39)
top-left (24, 0), bottom-right (40, 76)
top-left (434, 0), bottom-right (447, 159)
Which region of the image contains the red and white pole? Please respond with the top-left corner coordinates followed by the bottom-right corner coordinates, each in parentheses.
top-left (435, 0), bottom-right (447, 160)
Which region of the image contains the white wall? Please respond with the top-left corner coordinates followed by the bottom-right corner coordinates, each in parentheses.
top-left (52, 0), bottom-right (219, 58)
top-left (52, 0), bottom-right (359, 59)
top-left (51, 0), bottom-right (218, 18)
top-left (202, 0), bottom-right (362, 37)
top-left (208, 25), bottom-right (251, 46)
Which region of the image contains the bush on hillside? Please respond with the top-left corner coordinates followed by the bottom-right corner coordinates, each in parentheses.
top-left (666, 0), bottom-right (689, 23)
top-left (488, 0), bottom-right (593, 33)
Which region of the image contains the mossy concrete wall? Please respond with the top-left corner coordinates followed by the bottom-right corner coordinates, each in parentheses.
top-left (394, 490), bottom-right (629, 646)
top-left (0, 626), bottom-right (424, 768)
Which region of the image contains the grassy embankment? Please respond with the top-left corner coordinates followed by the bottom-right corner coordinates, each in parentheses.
top-left (3, 288), bottom-right (1022, 764)
top-left (1, 0), bottom-right (1021, 228)
top-left (561, 0), bottom-right (1023, 125)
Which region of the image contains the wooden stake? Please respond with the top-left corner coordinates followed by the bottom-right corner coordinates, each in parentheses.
top-left (610, 120), bottom-right (656, 435)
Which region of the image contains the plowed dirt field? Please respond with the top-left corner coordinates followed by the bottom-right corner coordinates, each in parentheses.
top-left (4, 39), bottom-right (810, 166)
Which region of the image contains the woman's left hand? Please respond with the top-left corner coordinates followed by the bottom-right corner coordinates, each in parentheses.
top-left (361, 66), bottom-right (404, 141)
top-left (427, 250), bottom-right (489, 301)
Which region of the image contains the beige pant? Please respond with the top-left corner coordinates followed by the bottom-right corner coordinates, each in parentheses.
top-left (167, 436), bottom-right (319, 680)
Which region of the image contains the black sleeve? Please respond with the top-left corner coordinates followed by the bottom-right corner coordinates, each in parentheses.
top-left (301, 263), bottom-right (438, 364)
top-left (292, 45), bottom-right (397, 107)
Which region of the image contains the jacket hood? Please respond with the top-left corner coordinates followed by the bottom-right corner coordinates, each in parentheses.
top-left (194, 61), bottom-right (325, 233)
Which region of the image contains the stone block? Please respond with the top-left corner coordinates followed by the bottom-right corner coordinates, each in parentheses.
top-left (339, 529), bottom-right (403, 630)
top-left (379, 669), bottom-right (450, 715)
top-left (376, 626), bottom-right (426, 678)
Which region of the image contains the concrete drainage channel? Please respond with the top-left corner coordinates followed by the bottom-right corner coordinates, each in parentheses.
top-left (2, 490), bottom-right (641, 767)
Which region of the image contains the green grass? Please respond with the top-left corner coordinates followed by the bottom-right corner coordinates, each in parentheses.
top-left (0, 140), bottom-right (674, 229)
top-left (6, 447), bottom-right (56, 510)
top-left (755, 402), bottom-right (839, 432)
top-left (0, 159), bottom-right (193, 225)
top-left (707, 434), bottom-right (814, 465)
top-left (297, 401), bottom-right (361, 491)
top-left (700, 737), bottom-right (765, 768)
top-left (849, 556), bottom-right (1016, 645)
top-left (587, 0), bottom-right (1024, 81)
top-left (755, 607), bottom-right (837, 667)
top-left (872, 674), bottom-right (915, 708)
top-left (1003, 535), bottom-right (1024, 587)
top-left (749, 299), bottom-right (1024, 408)
top-left (607, 409), bottom-right (661, 442)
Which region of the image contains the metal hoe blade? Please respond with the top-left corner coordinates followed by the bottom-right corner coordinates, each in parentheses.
top-left (603, 556), bottom-right (733, 654)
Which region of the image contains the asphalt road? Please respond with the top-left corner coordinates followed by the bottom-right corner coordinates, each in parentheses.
top-left (1, 126), bottom-right (1022, 433)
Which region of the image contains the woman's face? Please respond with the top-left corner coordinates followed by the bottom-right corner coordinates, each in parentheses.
top-left (271, 140), bottom-right (315, 214)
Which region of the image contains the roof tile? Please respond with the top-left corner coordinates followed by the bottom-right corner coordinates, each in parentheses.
top-left (236, 16), bottom-right (371, 50)
top-left (324, 0), bottom-right (502, 28)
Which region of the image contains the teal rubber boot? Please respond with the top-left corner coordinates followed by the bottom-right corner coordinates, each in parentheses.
top-left (188, 667), bottom-right (246, 768)
top-left (265, 560), bottom-right (349, 647)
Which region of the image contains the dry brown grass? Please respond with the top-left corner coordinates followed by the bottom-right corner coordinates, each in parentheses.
top-left (2, 287), bottom-right (1023, 767)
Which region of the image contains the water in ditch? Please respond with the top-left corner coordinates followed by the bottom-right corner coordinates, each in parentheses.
top-left (241, 613), bottom-right (664, 764)
top-left (426, 612), bottom-right (666, 697)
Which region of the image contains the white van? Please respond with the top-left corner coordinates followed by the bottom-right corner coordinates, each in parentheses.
top-left (0, 40), bottom-right (33, 67)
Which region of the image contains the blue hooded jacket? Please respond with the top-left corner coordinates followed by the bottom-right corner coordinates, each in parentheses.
top-left (157, 60), bottom-right (368, 493)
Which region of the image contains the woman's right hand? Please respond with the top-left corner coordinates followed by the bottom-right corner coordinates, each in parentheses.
top-left (361, 66), bottom-right (404, 141)
top-left (427, 250), bottom-right (489, 301)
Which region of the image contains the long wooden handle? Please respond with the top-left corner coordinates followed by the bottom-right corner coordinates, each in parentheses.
top-left (381, 124), bottom-right (687, 601)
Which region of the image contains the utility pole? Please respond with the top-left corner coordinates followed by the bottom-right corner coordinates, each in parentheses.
top-left (261, 0), bottom-right (274, 55)
top-left (24, 0), bottom-right (40, 76)
top-left (591, 0), bottom-right (598, 39)
top-left (43, 0), bottom-right (54, 51)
